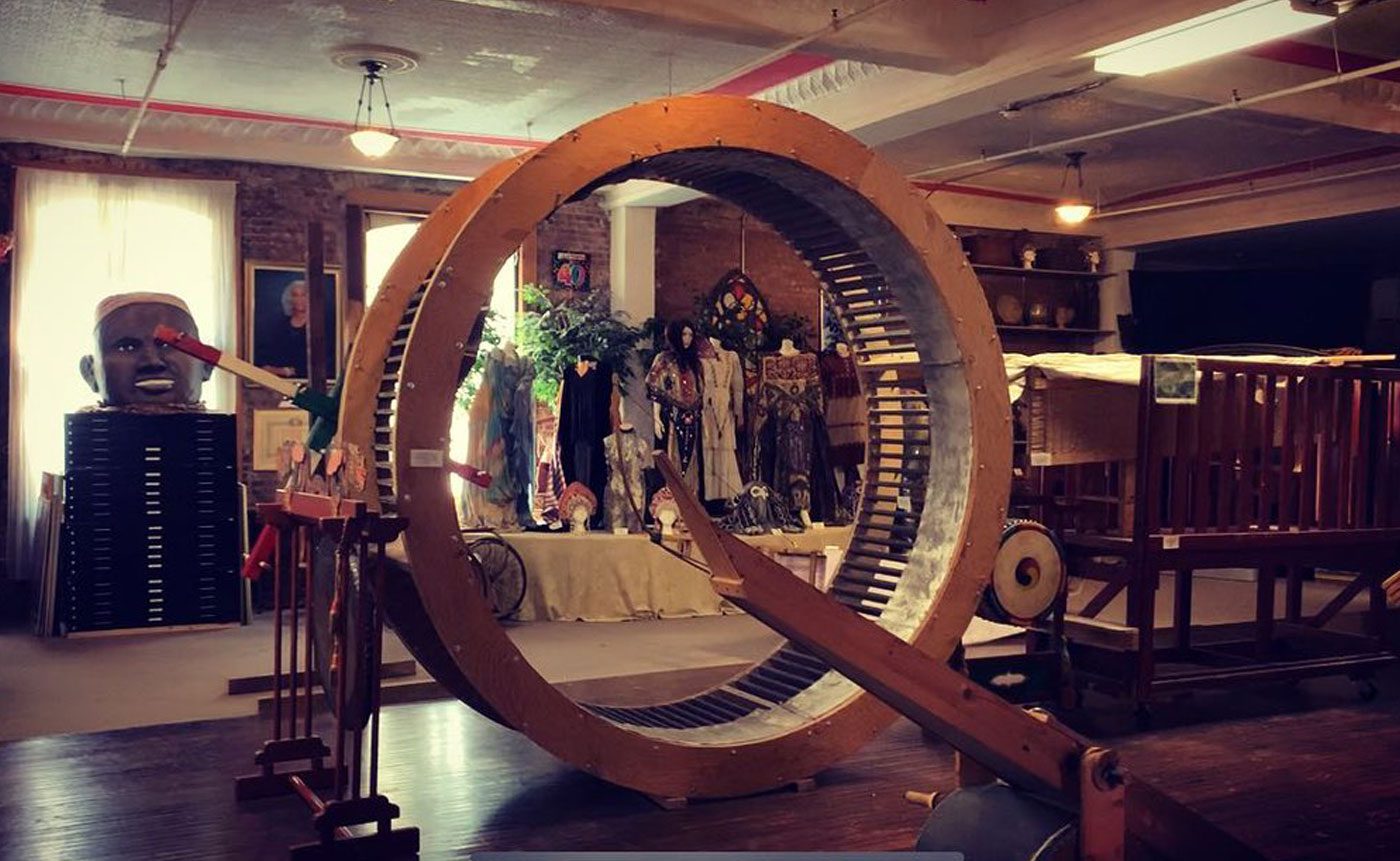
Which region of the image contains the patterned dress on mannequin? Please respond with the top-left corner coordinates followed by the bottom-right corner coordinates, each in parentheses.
top-left (645, 350), bottom-right (703, 494)
top-left (700, 342), bottom-right (745, 502)
top-left (753, 352), bottom-right (840, 523)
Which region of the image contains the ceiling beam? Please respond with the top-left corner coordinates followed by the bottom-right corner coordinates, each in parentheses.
top-left (793, 0), bottom-right (1236, 146)
top-left (526, 0), bottom-right (997, 72)
top-left (1110, 52), bottom-right (1400, 136)
top-left (596, 179), bottom-right (706, 210)
top-left (1099, 163), bottom-right (1400, 248)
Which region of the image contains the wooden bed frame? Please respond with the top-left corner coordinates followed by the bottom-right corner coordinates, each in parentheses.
top-left (1050, 356), bottom-right (1400, 715)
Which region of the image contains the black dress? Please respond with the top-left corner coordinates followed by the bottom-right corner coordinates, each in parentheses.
top-left (258, 319), bottom-right (309, 377)
top-left (557, 361), bottom-right (613, 527)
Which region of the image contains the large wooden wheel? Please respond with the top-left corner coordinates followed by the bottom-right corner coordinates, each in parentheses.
top-left (338, 95), bottom-right (1010, 799)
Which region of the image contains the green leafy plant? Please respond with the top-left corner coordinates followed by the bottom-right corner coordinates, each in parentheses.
top-left (516, 284), bottom-right (651, 404)
top-left (455, 309), bottom-right (503, 410)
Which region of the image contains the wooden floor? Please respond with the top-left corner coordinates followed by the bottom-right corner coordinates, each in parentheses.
top-left (3, 669), bottom-right (1399, 860)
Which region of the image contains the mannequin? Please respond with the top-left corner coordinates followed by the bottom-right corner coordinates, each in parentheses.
top-left (462, 342), bottom-right (536, 530)
top-left (559, 482), bottom-right (598, 534)
top-left (699, 335), bottom-right (744, 502)
top-left (558, 355), bottom-right (614, 528)
top-left (645, 320), bottom-right (704, 493)
top-left (820, 339), bottom-right (865, 483)
top-left (604, 420), bottom-right (651, 533)
top-left (649, 487), bottom-right (682, 537)
top-left (753, 338), bottom-right (840, 525)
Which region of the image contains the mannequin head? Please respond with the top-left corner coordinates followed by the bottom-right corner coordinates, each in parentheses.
top-left (649, 486), bottom-right (682, 535)
top-left (656, 506), bottom-right (678, 535)
top-left (666, 319), bottom-right (695, 351)
top-left (559, 481), bottom-right (597, 532)
top-left (665, 319), bottom-right (701, 374)
top-left (568, 504), bottom-right (590, 533)
top-left (79, 293), bottom-right (212, 407)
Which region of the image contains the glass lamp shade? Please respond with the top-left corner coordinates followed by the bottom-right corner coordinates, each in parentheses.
top-left (1054, 201), bottom-right (1094, 226)
top-left (349, 128), bottom-right (400, 158)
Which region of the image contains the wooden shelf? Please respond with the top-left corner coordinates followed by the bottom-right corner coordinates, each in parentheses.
top-left (997, 326), bottom-right (1112, 336)
top-left (973, 263), bottom-right (1114, 280)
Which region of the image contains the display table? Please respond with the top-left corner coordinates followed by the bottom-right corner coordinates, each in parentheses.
top-left (504, 526), bottom-right (854, 622)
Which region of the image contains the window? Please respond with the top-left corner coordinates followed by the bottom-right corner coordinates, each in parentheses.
top-left (9, 168), bottom-right (236, 577)
top-left (364, 210), bottom-right (518, 341)
top-left (363, 210), bottom-right (519, 501)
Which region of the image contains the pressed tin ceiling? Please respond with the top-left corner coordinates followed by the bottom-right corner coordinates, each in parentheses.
top-left (0, 0), bottom-right (1397, 201)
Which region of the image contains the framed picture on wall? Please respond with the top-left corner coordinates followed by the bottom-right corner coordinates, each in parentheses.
top-left (251, 408), bottom-right (310, 471)
top-left (244, 261), bottom-right (342, 381)
top-left (551, 250), bottom-right (590, 291)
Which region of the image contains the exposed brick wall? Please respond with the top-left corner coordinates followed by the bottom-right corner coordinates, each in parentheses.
top-left (655, 197), bottom-right (821, 336)
top-left (535, 197), bottom-right (611, 299)
top-left (0, 143), bottom-right (464, 562)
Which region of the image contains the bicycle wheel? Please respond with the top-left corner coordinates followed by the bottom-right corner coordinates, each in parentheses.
top-left (468, 536), bottom-right (527, 620)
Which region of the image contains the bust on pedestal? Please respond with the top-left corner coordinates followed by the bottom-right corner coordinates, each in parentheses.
top-left (61, 293), bottom-right (239, 634)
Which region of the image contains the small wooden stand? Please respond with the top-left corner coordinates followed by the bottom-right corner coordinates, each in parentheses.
top-left (235, 491), bottom-right (419, 860)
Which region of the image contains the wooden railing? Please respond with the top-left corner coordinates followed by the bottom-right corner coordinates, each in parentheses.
top-left (1136, 357), bottom-right (1400, 536)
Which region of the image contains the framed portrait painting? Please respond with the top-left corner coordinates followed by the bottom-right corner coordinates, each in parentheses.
top-left (244, 262), bottom-right (341, 381)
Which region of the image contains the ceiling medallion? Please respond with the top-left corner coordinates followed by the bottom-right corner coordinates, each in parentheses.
top-left (330, 44), bottom-right (421, 76)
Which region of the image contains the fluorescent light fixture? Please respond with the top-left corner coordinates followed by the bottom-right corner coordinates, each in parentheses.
top-left (349, 129), bottom-right (399, 158)
top-left (1091, 0), bottom-right (1328, 77)
top-left (1054, 202), bottom-right (1094, 225)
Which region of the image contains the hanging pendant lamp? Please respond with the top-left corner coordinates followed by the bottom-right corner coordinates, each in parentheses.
top-left (1054, 151), bottom-right (1093, 226)
top-left (348, 59), bottom-right (399, 158)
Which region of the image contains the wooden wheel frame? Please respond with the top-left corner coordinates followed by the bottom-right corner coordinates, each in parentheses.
top-left (339, 95), bottom-right (1010, 799)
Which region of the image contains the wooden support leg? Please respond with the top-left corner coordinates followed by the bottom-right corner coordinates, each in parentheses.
top-left (1173, 569), bottom-right (1193, 651)
top-left (1256, 565), bottom-right (1277, 659)
top-left (790, 777), bottom-right (818, 793)
top-left (1128, 570), bottom-right (1156, 712)
top-left (645, 793), bottom-right (689, 810)
top-left (1079, 747), bottom-right (1126, 861)
top-left (1368, 571), bottom-right (1386, 641)
top-left (1284, 566), bottom-right (1303, 623)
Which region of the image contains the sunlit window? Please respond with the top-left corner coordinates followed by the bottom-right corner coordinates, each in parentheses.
top-left (364, 211), bottom-right (517, 341)
top-left (9, 168), bottom-right (236, 575)
top-left (364, 210), bottom-right (519, 505)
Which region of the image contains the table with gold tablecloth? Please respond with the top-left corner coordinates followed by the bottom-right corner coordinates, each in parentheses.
top-left (502, 526), bottom-right (854, 622)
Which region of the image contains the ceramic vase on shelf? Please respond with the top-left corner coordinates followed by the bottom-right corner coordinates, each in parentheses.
top-left (1054, 305), bottom-right (1077, 329)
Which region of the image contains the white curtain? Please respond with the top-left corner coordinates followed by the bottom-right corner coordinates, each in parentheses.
top-left (8, 167), bottom-right (237, 580)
